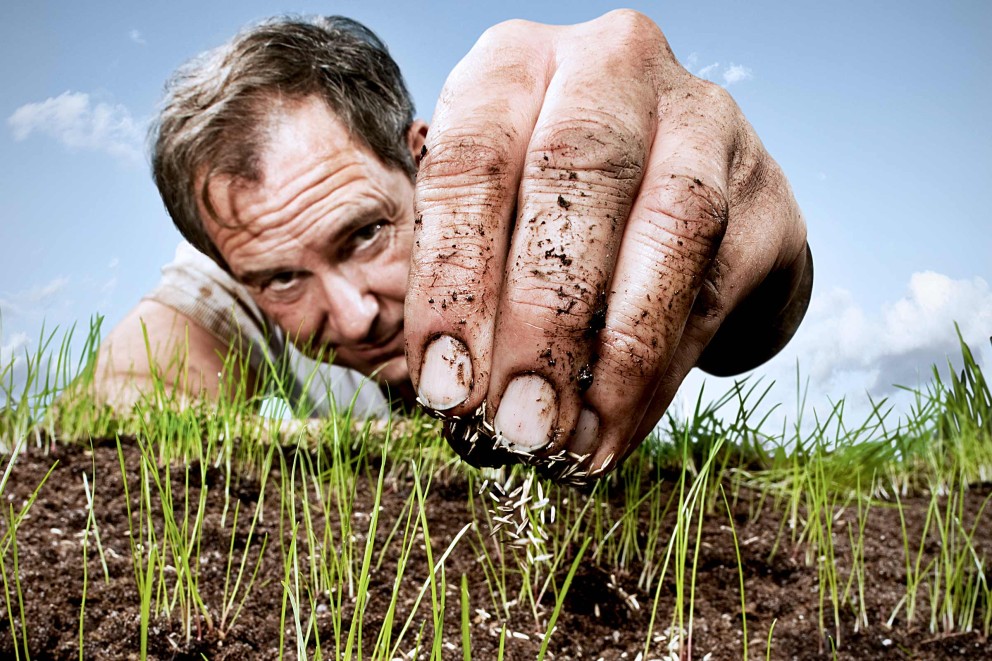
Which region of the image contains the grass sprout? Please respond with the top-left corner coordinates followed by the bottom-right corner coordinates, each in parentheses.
top-left (0, 320), bottom-right (990, 658)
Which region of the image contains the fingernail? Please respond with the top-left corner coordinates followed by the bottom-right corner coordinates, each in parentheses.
top-left (494, 374), bottom-right (557, 450)
top-left (418, 335), bottom-right (472, 410)
top-left (569, 408), bottom-right (599, 456)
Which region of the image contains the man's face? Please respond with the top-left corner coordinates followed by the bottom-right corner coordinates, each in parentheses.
top-left (200, 97), bottom-right (420, 385)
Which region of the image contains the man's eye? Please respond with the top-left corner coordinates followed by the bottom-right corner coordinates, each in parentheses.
top-left (353, 221), bottom-right (386, 246)
top-left (265, 272), bottom-right (299, 293)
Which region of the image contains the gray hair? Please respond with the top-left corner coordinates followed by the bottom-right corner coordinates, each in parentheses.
top-left (150, 16), bottom-right (417, 269)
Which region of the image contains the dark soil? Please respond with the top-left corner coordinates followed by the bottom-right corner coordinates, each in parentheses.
top-left (1, 438), bottom-right (991, 660)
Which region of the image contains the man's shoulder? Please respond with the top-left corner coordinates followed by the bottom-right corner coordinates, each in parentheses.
top-left (144, 241), bottom-right (272, 347)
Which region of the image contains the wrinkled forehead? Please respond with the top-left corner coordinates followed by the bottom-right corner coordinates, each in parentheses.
top-left (196, 96), bottom-right (358, 232)
top-left (195, 96), bottom-right (314, 195)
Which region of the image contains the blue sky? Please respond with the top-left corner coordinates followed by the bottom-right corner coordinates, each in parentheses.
top-left (2, 1), bottom-right (990, 427)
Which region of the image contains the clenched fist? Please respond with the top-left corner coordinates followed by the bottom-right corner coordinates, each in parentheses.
top-left (406, 10), bottom-right (812, 481)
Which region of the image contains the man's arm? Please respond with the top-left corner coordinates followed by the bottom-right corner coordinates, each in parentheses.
top-left (92, 299), bottom-right (258, 409)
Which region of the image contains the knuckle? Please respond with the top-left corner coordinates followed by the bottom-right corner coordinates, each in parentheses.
top-left (729, 135), bottom-right (790, 214)
top-left (504, 276), bottom-right (601, 336)
top-left (692, 78), bottom-right (741, 124)
top-left (597, 323), bottom-right (665, 385)
top-left (477, 18), bottom-right (535, 45)
top-left (420, 129), bottom-right (514, 186)
top-left (449, 30), bottom-right (541, 95)
top-left (699, 78), bottom-right (733, 105)
top-left (528, 114), bottom-right (646, 186)
top-left (730, 144), bottom-right (772, 211)
top-left (599, 9), bottom-right (662, 43)
top-left (410, 232), bottom-right (496, 295)
top-left (417, 130), bottom-right (515, 213)
top-left (641, 173), bottom-right (729, 243)
top-left (593, 10), bottom-right (670, 78)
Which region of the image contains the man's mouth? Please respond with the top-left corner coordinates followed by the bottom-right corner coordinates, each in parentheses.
top-left (348, 324), bottom-right (404, 364)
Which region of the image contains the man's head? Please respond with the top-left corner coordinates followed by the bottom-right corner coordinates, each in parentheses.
top-left (151, 16), bottom-right (426, 384)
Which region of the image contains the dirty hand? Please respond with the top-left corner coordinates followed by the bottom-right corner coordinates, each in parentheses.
top-left (406, 10), bottom-right (812, 481)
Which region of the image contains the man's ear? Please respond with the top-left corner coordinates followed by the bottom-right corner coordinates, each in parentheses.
top-left (407, 120), bottom-right (429, 167)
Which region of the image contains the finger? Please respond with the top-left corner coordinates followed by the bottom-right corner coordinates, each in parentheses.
top-left (584, 99), bottom-right (813, 473)
top-left (624, 154), bottom-right (812, 453)
top-left (484, 21), bottom-right (664, 457)
top-left (406, 21), bottom-right (553, 428)
top-left (622, 245), bottom-right (812, 465)
top-left (578, 81), bottom-right (739, 474)
top-left (694, 137), bottom-right (811, 376)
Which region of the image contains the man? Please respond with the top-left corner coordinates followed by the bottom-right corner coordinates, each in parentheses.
top-left (95, 12), bottom-right (812, 478)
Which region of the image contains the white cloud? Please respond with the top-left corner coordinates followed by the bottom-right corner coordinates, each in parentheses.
top-left (0, 333), bottom-right (29, 365)
top-left (696, 62), bottom-right (721, 80)
top-left (128, 29), bottom-right (146, 45)
top-left (684, 53), bottom-right (754, 87)
top-left (722, 63), bottom-right (753, 86)
top-left (7, 91), bottom-right (144, 165)
top-left (795, 272), bottom-right (992, 396)
top-left (28, 276), bottom-right (70, 304)
top-left (0, 332), bottom-right (30, 398)
top-left (674, 271), bottom-right (992, 433)
top-left (0, 276), bottom-right (71, 319)
top-left (108, 257), bottom-right (120, 269)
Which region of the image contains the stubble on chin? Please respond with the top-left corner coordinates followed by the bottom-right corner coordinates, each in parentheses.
top-left (374, 354), bottom-right (411, 386)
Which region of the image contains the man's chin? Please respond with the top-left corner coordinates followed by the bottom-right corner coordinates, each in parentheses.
top-left (300, 344), bottom-right (406, 380)
top-left (372, 355), bottom-right (411, 386)
top-left (335, 353), bottom-right (410, 387)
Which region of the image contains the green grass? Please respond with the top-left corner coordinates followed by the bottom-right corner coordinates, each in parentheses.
top-left (0, 318), bottom-right (990, 658)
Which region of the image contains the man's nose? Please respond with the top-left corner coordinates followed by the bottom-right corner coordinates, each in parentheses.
top-left (319, 272), bottom-right (379, 344)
